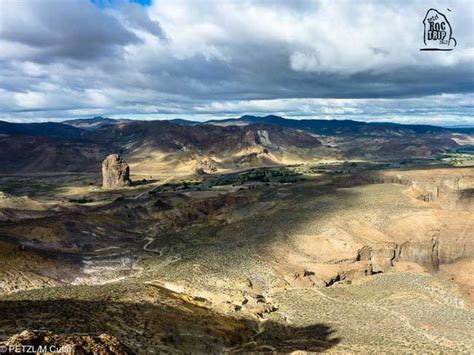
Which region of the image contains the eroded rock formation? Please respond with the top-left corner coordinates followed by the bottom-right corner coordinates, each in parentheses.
top-left (195, 158), bottom-right (218, 175)
top-left (102, 154), bottom-right (131, 189)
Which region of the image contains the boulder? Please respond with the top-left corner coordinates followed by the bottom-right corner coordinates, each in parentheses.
top-left (102, 154), bottom-right (131, 189)
top-left (195, 158), bottom-right (218, 175)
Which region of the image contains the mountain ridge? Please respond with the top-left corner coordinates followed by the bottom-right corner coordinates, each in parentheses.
top-left (0, 115), bottom-right (472, 173)
top-left (1, 115), bottom-right (472, 138)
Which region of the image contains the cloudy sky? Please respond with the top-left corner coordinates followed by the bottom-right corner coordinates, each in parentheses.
top-left (0, 0), bottom-right (473, 125)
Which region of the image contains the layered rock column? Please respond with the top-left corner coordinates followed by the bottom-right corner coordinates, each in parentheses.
top-left (102, 154), bottom-right (132, 189)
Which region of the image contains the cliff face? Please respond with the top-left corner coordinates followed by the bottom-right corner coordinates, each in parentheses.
top-left (268, 168), bottom-right (474, 289)
top-left (405, 171), bottom-right (474, 211)
top-left (102, 154), bottom-right (132, 189)
top-left (370, 170), bottom-right (474, 271)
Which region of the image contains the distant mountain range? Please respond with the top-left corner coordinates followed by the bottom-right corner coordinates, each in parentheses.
top-left (0, 120), bottom-right (85, 139)
top-left (63, 115), bottom-right (474, 135)
top-left (64, 116), bottom-right (131, 130)
top-left (207, 115), bottom-right (474, 135)
top-left (0, 115), bottom-right (472, 173)
top-left (1, 115), bottom-right (472, 138)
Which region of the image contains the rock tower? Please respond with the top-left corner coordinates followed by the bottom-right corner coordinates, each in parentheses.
top-left (102, 154), bottom-right (131, 189)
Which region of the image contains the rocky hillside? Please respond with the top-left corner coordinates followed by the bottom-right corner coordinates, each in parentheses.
top-left (0, 135), bottom-right (106, 173)
top-left (0, 120), bottom-right (326, 173)
top-left (89, 120), bottom-right (322, 153)
top-left (0, 116), bottom-right (472, 173)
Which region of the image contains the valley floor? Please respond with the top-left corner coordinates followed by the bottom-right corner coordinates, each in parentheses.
top-left (0, 163), bottom-right (473, 353)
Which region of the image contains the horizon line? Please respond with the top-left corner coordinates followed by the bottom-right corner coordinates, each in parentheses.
top-left (1, 115), bottom-right (473, 129)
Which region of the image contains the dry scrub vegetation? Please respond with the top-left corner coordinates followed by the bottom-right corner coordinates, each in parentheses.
top-left (0, 164), bottom-right (472, 353)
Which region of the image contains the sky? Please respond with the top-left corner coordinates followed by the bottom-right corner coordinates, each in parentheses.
top-left (0, 0), bottom-right (473, 125)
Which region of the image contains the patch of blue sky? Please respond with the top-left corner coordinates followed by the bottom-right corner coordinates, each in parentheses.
top-left (90, 0), bottom-right (152, 8)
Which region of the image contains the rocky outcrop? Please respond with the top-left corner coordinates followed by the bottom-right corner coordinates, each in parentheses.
top-left (281, 201), bottom-right (473, 288)
top-left (392, 170), bottom-right (474, 211)
top-left (256, 130), bottom-right (271, 146)
top-left (102, 154), bottom-right (131, 189)
top-left (195, 158), bottom-right (218, 175)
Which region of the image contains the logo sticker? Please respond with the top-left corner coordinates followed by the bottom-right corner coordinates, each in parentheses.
top-left (420, 8), bottom-right (457, 51)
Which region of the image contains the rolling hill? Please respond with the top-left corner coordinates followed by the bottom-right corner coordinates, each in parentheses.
top-left (0, 116), bottom-right (471, 173)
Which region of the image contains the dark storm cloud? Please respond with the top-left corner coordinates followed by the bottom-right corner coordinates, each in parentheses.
top-left (0, 0), bottom-right (472, 124)
top-left (0, 0), bottom-right (141, 61)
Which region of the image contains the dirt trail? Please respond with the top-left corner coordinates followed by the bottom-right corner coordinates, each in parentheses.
top-left (142, 237), bottom-right (163, 255)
